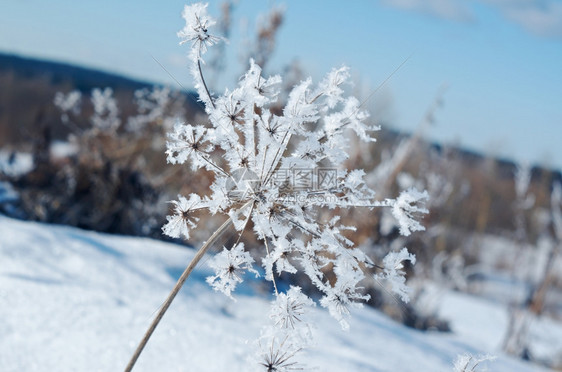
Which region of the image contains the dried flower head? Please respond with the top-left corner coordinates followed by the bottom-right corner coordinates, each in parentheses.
top-left (162, 194), bottom-right (204, 240)
top-left (164, 2), bottom-right (429, 368)
top-left (177, 3), bottom-right (221, 58)
top-left (206, 243), bottom-right (258, 299)
top-left (258, 335), bottom-right (303, 372)
top-left (167, 2), bottom-right (429, 325)
top-left (270, 286), bottom-right (314, 329)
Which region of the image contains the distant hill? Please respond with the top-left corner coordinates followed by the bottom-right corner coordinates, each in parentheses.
top-left (0, 53), bottom-right (155, 93)
top-left (0, 52), bottom-right (200, 145)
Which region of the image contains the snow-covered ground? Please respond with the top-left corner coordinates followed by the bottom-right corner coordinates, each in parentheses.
top-left (0, 151), bottom-right (33, 178)
top-left (0, 215), bottom-right (556, 371)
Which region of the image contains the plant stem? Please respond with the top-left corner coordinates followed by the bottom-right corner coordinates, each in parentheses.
top-left (198, 59), bottom-right (215, 109)
top-left (124, 217), bottom-right (233, 372)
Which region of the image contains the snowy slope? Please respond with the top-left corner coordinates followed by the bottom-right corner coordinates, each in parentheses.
top-left (0, 215), bottom-right (550, 371)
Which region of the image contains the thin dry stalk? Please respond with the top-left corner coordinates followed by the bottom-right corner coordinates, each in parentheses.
top-left (124, 217), bottom-right (233, 372)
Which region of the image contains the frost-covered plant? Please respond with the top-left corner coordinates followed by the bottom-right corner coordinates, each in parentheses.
top-left (504, 179), bottom-right (562, 360)
top-left (53, 86), bottom-right (182, 236)
top-left (374, 247), bottom-right (416, 302)
top-left (206, 242), bottom-right (259, 299)
top-left (125, 3), bottom-right (428, 370)
top-left (553, 182), bottom-right (562, 242)
top-left (55, 85), bottom-right (181, 134)
top-left (126, 86), bottom-right (174, 132)
top-left (503, 163), bottom-right (537, 357)
top-left (54, 90), bottom-right (82, 123)
top-left (513, 163), bottom-right (534, 243)
top-left (382, 150), bottom-right (466, 329)
top-left (243, 3), bottom-right (285, 71)
top-left (54, 87), bottom-right (121, 153)
top-left (55, 85), bottom-right (182, 162)
top-left (453, 353), bottom-right (496, 372)
top-left (90, 87), bottom-right (121, 132)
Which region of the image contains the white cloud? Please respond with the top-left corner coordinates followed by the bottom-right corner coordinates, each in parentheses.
top-left (483, 0), bottom-right (562, 39)
top-left (382, 0), bottom-right (562, 40)
top-left (380, 0), bottom-right (474, 22)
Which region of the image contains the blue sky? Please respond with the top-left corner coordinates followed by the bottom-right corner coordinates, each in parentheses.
top-left (1, 0), bottom-right (561, 169)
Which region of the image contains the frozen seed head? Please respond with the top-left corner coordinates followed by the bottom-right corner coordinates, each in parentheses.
top-left (206, 243), bottom-right (259, 299)
top-left (259, 336), bottom-right (303, 372)
top-left (165, 122), bottom-right (211, 167)
top-left (162, 194), bottom-right (204, 240)
top-left (270, 287), bottom-right (314, 329)
top-left (167, 1), bottom-right (428, 331)
top-left (178, 3), bottom-right (221, 58)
